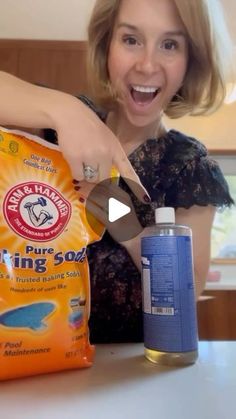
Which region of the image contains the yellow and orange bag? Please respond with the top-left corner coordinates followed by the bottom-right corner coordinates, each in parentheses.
top-left (0, 127), bottom-right (103, 380)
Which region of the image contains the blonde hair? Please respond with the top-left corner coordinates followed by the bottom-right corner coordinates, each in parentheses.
top-left (87, 0), bottom-right (234, 118)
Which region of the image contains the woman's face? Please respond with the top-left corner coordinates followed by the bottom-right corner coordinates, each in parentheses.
top-left (107, 0), bottom-right (188, 128)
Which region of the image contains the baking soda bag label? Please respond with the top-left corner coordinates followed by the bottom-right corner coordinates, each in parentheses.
top-left (0, 127), bottom-right (103, 380)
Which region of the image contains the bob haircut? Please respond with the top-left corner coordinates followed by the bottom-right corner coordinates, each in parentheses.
top-left (87, 0), bottom-right (234, 118)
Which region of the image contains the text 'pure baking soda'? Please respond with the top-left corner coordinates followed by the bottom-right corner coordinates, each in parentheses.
top-left (0, 127), bottom-right (104, 380)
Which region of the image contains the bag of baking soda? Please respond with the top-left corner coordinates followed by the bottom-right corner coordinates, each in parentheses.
top-left (0, 126), bottom-right (105, 380)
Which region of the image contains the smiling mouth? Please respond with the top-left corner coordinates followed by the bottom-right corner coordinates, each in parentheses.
top-left (130, 85), bottom-right (161, 105)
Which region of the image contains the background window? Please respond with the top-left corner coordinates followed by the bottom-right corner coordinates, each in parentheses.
top-left (211, 156), bottom-right (236, 262)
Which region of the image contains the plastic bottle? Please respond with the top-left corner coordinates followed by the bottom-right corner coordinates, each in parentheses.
top-left (141, 207), bottom-right (198, 366)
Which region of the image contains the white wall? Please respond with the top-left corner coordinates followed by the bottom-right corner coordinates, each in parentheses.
top-left (0, 0), bottom-right (96, 40)
top-left (164, 101), bottom-right (236, 151)
top-left (0, 0), bottom-right (235, 42)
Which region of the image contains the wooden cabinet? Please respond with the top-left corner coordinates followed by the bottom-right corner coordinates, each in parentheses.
top-left (0, 39), bottom-right (88, 95)
top-left (197, 290), bottom-right (236, 339)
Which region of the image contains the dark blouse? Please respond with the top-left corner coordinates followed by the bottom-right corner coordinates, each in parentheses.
top-left (44, 95), bottom-right (234, 343)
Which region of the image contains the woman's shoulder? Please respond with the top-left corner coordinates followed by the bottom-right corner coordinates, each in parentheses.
top-left (159, 129), bottom-right (208, 163)
top-left (129, 129), bottom-right (209, 179)
top-left (131, 129), bottom-right (234, 212)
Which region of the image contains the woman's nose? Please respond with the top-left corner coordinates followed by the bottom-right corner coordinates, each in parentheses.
top-left (135, 48), bottom-right (161, 74)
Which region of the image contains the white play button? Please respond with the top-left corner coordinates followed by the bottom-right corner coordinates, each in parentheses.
top-left (108, 198), bottom-right (131, 222)
top-left (85, 177), bottom-right (145, 242)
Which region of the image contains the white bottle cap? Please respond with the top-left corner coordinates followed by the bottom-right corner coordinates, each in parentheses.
top-left (155, 207), bottom-right (175, 224)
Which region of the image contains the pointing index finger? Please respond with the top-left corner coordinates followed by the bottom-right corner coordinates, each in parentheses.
top-left (113, 145), bottom-right (151, 204)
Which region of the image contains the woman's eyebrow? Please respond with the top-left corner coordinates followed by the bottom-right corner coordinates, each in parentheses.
top-left (116, 23), bottom-right (138, 31)
top-left (116, 23), bottom-right (186, 38)
top-left (163, 31), bottom-right (186, 38)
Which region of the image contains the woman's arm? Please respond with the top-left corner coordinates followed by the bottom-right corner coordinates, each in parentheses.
top-left (0, 72), bottom-right (149, 202)
top-left (0, 71), bottom-right (65, 128)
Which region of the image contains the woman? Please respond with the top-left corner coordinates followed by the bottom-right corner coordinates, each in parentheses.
top-left (0, 0), bottom-right (234, 342)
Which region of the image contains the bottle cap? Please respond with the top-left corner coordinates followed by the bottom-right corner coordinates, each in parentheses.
top-left (155, 207), bottom-right (175, 224)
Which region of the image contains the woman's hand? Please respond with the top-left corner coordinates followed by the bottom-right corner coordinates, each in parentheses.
top-left (48, 95), bottom-right (150, 204)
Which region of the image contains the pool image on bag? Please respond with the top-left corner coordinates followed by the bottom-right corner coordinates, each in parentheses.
top-left (0, 302), bottom-right (56, 331)
top-left (0, 126), bottom-right (105, 381)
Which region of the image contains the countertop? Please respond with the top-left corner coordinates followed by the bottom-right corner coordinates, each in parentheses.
top-left (0, 341), bottom-right (236, 419)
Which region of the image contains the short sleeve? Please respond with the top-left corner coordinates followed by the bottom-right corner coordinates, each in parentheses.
top-left (165, 155), bottom-right (234, 209)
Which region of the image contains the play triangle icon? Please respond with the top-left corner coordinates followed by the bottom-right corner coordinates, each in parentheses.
top-left (85, 177), bottom-right (144, 242)
top-left (108, 197), bottom-right (131, 223)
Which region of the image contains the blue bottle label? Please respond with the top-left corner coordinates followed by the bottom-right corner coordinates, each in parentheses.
top-left (141, 235), bottom-right (198, 353)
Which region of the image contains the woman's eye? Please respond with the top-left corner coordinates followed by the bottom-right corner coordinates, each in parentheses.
top-left (162, 40), bottom-right (178, 51)
top-left (122, 36), bottom-right (139, 46)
